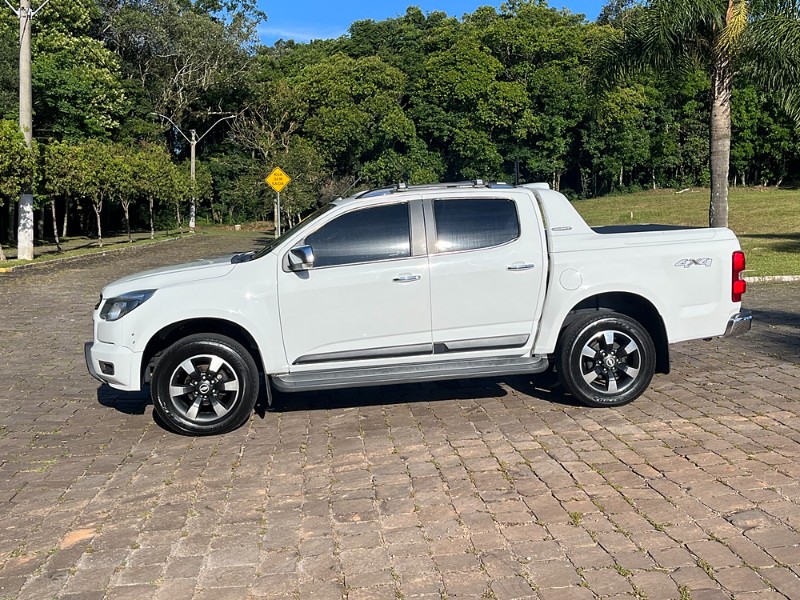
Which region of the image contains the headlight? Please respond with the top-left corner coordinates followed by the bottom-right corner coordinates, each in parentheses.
top-left (99, 290), bottom-right (156, 321)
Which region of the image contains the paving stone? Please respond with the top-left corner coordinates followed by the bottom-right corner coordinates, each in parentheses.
top-left (581, 567), bottom-right (633, 596)
top-left (105, 583), bottom-right (159, 599)
top-left (490, 575), bottom-right (536, 599)
top-left (687, 540), bottom-right (743, 569)
top-left (526, 560), bottom-right (582, 588)
top-left (346, 586), bottom-right (399, 600)
top-left (154, 578), bottom-right (196, 600)
top-left (537, 587), bottom-right (595, 600)
top-left (758, 566), bottom-right (800, 598)
top-left (714, 566), bottom-right (771, 593)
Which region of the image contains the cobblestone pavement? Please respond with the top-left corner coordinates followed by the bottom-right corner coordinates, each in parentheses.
top-left (1, 232), bottom-right (799, 600)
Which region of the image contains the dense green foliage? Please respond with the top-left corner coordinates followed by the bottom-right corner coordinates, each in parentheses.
top-left (0, 0), bottom-right (798, 246)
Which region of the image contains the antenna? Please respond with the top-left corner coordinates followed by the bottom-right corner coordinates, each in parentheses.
top-left (340, 176), bottom-right (362, 198)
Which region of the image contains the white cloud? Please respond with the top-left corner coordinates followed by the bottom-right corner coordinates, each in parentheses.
top-left (258, 24), bottom-right (347, 43)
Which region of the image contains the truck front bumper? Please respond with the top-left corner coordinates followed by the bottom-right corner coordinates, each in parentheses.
top-left (85, 341), bottom-right (142, 391)
top-left (723, 310), bottom-right (753, 337)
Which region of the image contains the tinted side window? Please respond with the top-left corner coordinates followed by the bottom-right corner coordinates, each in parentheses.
top-left (433, 199), bottom-right (520, 253)
top-left (305, 203), bottom-right (411, 268)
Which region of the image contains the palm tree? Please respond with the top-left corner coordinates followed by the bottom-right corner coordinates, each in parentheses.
top-left (597, 0), bottom-right (800, 227)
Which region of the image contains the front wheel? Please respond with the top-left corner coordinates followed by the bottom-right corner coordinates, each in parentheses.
top-left (557, 312), bottom-right (655, 407)
top-left (151, 334), bottom-right (259, 435)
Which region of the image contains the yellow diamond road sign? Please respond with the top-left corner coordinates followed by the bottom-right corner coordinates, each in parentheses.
top-left (265, 167), bottom-right (291, 193)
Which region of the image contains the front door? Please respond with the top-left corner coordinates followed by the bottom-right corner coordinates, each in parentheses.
top-left (278, 201), bottom-right (432, 367)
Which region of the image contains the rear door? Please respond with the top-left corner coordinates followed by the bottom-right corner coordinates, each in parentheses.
top-left (425, 194), bottom-right (547, 354)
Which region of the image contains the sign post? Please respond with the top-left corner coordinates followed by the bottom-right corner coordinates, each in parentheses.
top-left (265, 167), bottom-right (291, 237)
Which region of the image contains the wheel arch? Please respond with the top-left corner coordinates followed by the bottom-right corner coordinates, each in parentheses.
top-left (560, 292), bottom-right (670, 374)
top-left (141, 318), bottom-right (264, 384)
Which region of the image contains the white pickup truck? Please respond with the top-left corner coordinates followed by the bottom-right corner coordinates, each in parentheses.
top-left (86, 182), bottom-right (751, 435)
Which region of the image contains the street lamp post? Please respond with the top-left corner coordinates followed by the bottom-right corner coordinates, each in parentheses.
top-left (4, 0), bottom-right (50, 260)
top-left (153, 113), bottom-right (234, 233)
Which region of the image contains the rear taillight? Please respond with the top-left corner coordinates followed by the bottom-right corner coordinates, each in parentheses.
top-left (732, 251), bottom-right (746, 302)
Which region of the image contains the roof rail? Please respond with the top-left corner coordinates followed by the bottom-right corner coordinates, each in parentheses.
top-left (354, 179), bottom-right (548, 199)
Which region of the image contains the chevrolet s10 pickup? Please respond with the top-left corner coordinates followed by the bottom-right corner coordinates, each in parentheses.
top-left (86, 181), bottom-right (752, 435)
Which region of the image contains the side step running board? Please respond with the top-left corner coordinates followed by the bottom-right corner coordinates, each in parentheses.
top-left (271, 355), bottom-right (549, 392)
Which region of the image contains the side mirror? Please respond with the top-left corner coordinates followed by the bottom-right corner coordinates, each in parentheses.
top-left (288, 245), bottom-right (315, 271)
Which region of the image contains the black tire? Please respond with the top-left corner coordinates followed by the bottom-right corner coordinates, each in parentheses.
top-left (557, 312), bottom-right (655, 407)
top-left (151, 334), bottom-right (259, 435)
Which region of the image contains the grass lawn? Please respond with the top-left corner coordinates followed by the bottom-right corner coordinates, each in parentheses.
top-left (572, 187), bottom-right (800, 278)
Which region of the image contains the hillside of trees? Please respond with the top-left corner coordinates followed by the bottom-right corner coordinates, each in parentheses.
top-left (1, 0), bottom-right (799, 247)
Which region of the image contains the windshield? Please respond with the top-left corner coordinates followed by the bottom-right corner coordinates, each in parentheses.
top-left (252, 203), bottom-right (336, 260)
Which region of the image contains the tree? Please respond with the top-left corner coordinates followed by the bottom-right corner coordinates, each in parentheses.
top-left (230, 80), bottom-right (302, 165)
top-left (475, 2), bottom-right (589, 188)
top-left (596, 0), bottom-right (800, 227)
top-left (413, 35), bottom-right (533, 180)
top-left (128, 142), bottom-right (171, 239)
top-left (112, 145), bottom-right (136, 242)
top-left (32, 0), bottom-right (128, 139)
top-left (294, 53), bottom-right (420, 184)
top-left (583, 84), bottom-right (652, 192)
top-left (103, 0), bottom-right (260, 124)
top-left (167, 160), bottom-right (190, 234)
top-left (77, 139), bottom-right (116, 247)
top-left (0, 21), bottom-right (15, 118)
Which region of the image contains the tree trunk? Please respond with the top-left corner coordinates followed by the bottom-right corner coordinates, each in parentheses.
top-left (50, 200), bottom-right (61, 252)
top-left (123, 201), bottom-right (131, 242)
top-left (176, 203), bottom-right (183, 235)
top-left (37, 209), bottom-right (44, 241)
top-left (94, 202), bottom-right (103, 247)
top-left (708, 46), bottom-right (733, 228)
top-left (619, 166), bottom-right (624, 188)
top-left (7, 201), bottom-right (15, 242)
top-left (0, 242), bottom-right (5, 261)
top-left (62, 198), bottom-right (69, 238)
top-left (149, 196), bottom-right (155, 240)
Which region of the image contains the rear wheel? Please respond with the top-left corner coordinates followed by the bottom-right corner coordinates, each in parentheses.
top-left (151, 334), bottom-right (259, 435)
top-left (558, 312), bottom-right (655, 407)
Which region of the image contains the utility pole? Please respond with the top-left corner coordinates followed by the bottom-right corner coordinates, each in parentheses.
top-left (153, 113), bottom-right (234, 233)
top-left (5, 0), bottom-right (48, 260)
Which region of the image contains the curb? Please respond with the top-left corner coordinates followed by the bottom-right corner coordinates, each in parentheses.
top-left (744, 275), bottom-right (800, 283)
top-left (0, 235), bottom-right (184, 274)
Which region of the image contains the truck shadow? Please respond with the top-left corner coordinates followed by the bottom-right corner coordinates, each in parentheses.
top-left (752, 307), bottom-right (800, 328)
top-left (721, 307), bottom-right (800, 364)
top-left (96, 385), bottom-right (150, 414)
top-left (269, 374), bottom-right (581, 414)
top-left (740, 232), bottom-right (800, 254)
top-left (95, 375), bottom-right (582, 431)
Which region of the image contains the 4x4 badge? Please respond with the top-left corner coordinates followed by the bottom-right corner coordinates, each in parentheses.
top-left (675, 258), bottom-right (713, 268)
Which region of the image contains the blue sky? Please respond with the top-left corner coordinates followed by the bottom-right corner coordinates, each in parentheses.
top-left (256, 0), bottom-right (606, 45)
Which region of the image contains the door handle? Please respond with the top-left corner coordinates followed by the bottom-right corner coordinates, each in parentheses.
top-left (507, 262), bottom-right (535, 271)
top-left (393, 274), bottom-right (421, 282)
